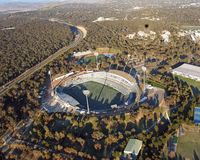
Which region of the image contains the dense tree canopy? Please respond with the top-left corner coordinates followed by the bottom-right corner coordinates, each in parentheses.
top-left (0, 17), bottom-right (73, 86)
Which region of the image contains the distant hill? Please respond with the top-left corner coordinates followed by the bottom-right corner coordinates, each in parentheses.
top-left (0, 0), bottom-right (200, 13)
top-left (0, 0), bottom-right (106, 13)
top-left (108, 0), bottom-right (200, 7)
top-left (0, 2), bottom-right (47, 13)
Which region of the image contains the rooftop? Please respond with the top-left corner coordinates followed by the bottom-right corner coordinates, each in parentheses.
top-left (172, 64), bottom-right (200, 79)
top-left (194, 107), bottom-right (200, 124)
top-left (124, 139), bottom-right (143, 155)
top-left (109, 70), bottom-right (136, 84)
top-left (56, 87), bottom-right (80, 106)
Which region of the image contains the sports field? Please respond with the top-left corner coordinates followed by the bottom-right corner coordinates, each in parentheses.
top-left (175, 75), bottom-right (200, 96)
top-left (177, 131), bottom-right (200, 159)
top-left (63, 81), bottom-right (129, 111)
top-left (176, 75), bottom-right (200, 89)
top-left (84, 54), bottom-right (105, 63)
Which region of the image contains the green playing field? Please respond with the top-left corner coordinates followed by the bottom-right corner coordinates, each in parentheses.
top-left (177, 132), bottom-right (200, 159)
top-left (63, 81), bottom-right (128, 111)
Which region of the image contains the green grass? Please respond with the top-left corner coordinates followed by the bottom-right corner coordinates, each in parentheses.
top-left (64, 81), bottom-right (129, 111)
top-left (84, 55), bottom-right (105, 63)
top-left (96, 47), bottom-right (120, 54)
top-left (175, 75), bottom-right (200, 89)
top-left (177, 132), bottom-right (200, 159)
top-left (147, 79), bottom-right (165, 89)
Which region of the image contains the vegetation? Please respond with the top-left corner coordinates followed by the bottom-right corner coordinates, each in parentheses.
top-left (0, 17), bottom-right (73, 86)
top-left (147, 79), bottom-right (165, 89)
top-left (1, 2), bottom-right (200, 160)
top-left (175, 75), bottom-right (200, 89)
top-left (177, 129), bottom-right (200, 159)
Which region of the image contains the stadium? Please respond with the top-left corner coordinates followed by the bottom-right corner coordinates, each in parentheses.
top-left (50, 70), bottom-right (140, 114)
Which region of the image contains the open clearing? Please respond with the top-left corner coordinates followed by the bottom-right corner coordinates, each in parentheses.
top-left (177, 125), bottom-right (200, 159)
top-left (96, 47), bottom-right (120, 54)
top-left (176, 75), bottom-right (200, 89)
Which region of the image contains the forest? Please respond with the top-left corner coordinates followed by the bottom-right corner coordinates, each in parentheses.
top-left (1, 66), bottom-right (199, 159)
top-left (0, 16), bottom-right (73, 86)
top-left (0, 2), bottom-right (200, 159)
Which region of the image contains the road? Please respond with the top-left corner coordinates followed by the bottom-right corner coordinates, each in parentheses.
top-left (0, 20), bottom-right (84, 96)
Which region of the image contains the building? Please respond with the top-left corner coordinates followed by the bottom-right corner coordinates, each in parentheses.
top-left (172, 63), bottom-right (200, 81)
top-left (167, 135), bottom-right (178, 152)
top-left (194, 107), bottom-right (200, 124)
top-left (124, 139), bottom-right (143, 159)
top-left (73, 50), bottom-right (93, 58)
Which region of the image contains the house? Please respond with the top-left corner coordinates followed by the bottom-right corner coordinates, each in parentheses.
top-left (124, 139), bottom-right (143, 159)
top-left (167, 135), bottom-right (178, 152)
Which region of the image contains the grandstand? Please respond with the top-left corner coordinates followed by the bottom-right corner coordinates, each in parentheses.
top-left (66, 70), bottom-right (137, 95)
top-left (51, 70), bottom-right (140, 114)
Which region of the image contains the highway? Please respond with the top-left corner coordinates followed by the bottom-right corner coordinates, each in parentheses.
top-left (0, 20), bottom-right (84, 96)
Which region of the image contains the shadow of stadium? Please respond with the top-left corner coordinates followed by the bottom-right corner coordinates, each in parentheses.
top-left (62, 83), bottom-right (127, 111)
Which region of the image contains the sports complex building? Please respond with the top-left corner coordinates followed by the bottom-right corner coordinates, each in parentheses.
top-left (172, 63), bottom-right (200, 81)
top-left (194, 107), bottom-right (200, 124)
top-left (45, 70), bottom-right (140, 114)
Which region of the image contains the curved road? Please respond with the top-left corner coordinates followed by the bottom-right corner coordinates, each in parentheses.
top-left (0, 21), bottom-right (84, 96)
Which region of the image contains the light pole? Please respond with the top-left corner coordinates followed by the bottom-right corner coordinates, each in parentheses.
top-left (123, 61), bottom-right (128, 71)
top-left (83, 90), bottom-right (90, 114)
top-left (165, 111), bottom-right (172, 125)
top-left (142, 66), bottom-right (147, 93)
top-left (94, 52), bottom-right (99, 70)
top-left (116, 63), bottom-right (119, 70)
top-left (124, 59), bottom-right (131, 72)
top-left (129, 68), bottom-right (133, 74)
top-left (48, 70), bottom-right (54, 96)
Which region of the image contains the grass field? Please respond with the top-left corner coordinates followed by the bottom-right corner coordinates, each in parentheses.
top-left (175, 75), bottom-right (200, 96)
top-left (84, 54), bottom-right (105, 63)
top-left (177, 131), bottom-right (200, 159)
top-left (96, 47), bottom-right (120, 54)
top-left (147, 79), bottom-right (165, 89)
top-left (176, 75), bottom-right (200, 89)
top-left (63, 81), bottom-right (128, 111)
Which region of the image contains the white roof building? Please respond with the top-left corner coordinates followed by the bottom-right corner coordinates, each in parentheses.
top-left (124, 139), bottom-right (143, 156)
top-left (73, 50), bottom-right (93, 57)
top-left (172, 63), bottom-right (200, 81)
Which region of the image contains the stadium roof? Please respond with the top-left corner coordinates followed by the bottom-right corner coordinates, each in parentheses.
top-left (124, 139), bottom-right (143, 156)
top-left (59, 92), bottom-right (80, 106)
top-left (194, 107), bottom-right (200, 124)
top-left (172, 64), bottom-right (200, 79)
top-left (109, 70), bottom-right (136, 84)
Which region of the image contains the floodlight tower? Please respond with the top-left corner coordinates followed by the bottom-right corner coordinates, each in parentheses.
top-left (48, 70), bottom-right (54, 96)
top-left (94, 52), bottom-right (99, 70)
top-left (127, 54), bottom-right (131, 61)
top-left (142, 66), bottom-right (147, 93)
top-left (83, 90), bottom-right (90, 114)
top-left (165, 110), bottom-right (172, 125)
top-left (123, 61), bottom-right (128, 71)
top-left (124, 54), bottom-right (131, 71)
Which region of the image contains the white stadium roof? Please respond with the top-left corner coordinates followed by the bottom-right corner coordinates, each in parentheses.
top-left (58, 92), bottom-right (80, 106)
top-left (172, 63), bottom-right (200, 81)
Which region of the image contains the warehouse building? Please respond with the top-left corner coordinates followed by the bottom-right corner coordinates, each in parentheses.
top-left (194, 107), bottom-right (200, 124)
top-left (172, 63), bottom-right (200, 81)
